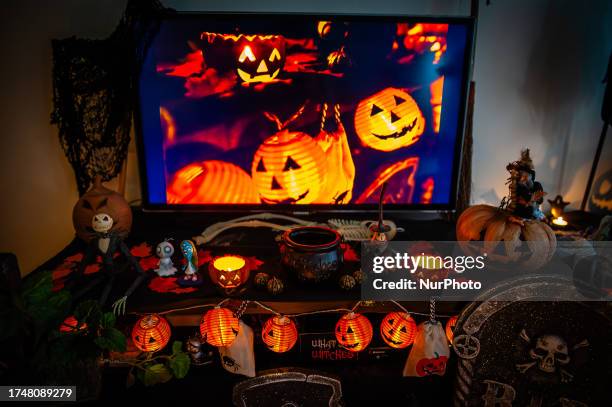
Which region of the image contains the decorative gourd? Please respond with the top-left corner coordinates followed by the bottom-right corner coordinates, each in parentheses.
top-left (254, 272), bottom-right (270, 289)
top-left (167, 161), bottom-right (260, 204)
top-left (456, 204), bottom-right (556, 271)
top-left (354, 87), bottom-right (425, 152)
top-left (338, 274), bottom-right (356, 290)
top-left (252, 129), bottom-right (326, 204)
top-left (380, 312), bottom-right (417, 349)
top-left (72, 176), bottom-right (132, 243)
top-left (266, 276), bottom-right (285, 295)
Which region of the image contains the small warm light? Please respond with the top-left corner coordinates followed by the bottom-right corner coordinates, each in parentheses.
top-left (380, 312), bottom-right (417, 349)
top-left (335, 312), bottom-right (373, 352)
top-left (200, 307), bottom-right (240, 347)
top-left (262, 315), bottom-right (298, 353)
top-left (214, 256), bottom-right (246, 271)
top-left (131, 314), bottom-right (171, 353)
top-left (445, 315), bottom-right (458, 344)
top-left (552, 216), bottom-right (568, 227)
top-left (59, 315), bottom-right (87, 333)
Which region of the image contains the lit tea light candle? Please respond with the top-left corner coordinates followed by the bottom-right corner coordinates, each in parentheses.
top-left (552, 216), bottom-right (568, 227)
top-left (209, 255), bottom-right (250, 293)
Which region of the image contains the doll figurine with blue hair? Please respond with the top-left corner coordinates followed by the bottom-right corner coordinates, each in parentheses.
top-left (178, 239), bottom-right (203, 286)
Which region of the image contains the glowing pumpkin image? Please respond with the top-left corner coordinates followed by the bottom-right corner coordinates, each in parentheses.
top-left (354, 87), bottom-right (425, 152)
top-left (335, 312), bottom-right (373, 352)
top-left (380, 312), bottom-right (417, 349)
top-left (167, 161), bottom-right (260, 204)
top-left (252, 130), bottom-right (327, 204)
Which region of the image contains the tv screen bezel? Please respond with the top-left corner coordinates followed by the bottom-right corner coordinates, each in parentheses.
top-left (135, 11), bottom-right (475, 214)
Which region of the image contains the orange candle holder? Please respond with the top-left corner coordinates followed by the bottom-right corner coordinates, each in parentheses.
top-left (208, 254), bottom-right (251, 296)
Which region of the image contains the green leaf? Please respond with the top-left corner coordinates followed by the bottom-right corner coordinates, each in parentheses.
top-left (95, 328), bottom-right (126, 352)
top-left (22, 272), bottom-right (53, 307)
top-left (100, 312), bottom-right (116, 329)
top-left (74, 300), bottom-right (102, 327)
top-left (172, 341), bottom-right (183, 355)
top-left (169, 353), bottom-right (190, 379)
top-left (143, 364), bottom-right (172, 386)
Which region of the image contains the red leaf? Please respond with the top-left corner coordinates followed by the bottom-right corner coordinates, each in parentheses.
top-left (197, 249), bottom-right (212, 266)
top-left (341, 243), bottom-right (359, 262)
top-left (247, 256), bottom-right (264, 271)
top-left (84, 264), bottom-right (101, 275)
top-left (64, 253), bottom-right (83, 263)
top-left (130, 243), bottom-right (152, 258)
top-left (148, 276), bottom-right (197, 294)
top-left (139, 256), bottom-right (159, 271)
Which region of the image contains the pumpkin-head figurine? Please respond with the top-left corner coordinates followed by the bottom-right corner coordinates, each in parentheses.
top-left (201, 33), bottom-right (286, 84)
top-left (354, 87), bottom-right (425, 152)
top-left (72, 176), bottom-right (132, 243)
top-left (252, 107), bottom-right (327, 204)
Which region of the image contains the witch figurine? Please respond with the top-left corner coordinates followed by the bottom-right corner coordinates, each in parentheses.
top-left (505, 149), bottom-right (546, 221)
top-left (178, 240), bottom-right (203, 286)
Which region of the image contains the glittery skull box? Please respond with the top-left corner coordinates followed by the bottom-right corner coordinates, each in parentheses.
top-left (137, 14), bottom-right (473, 208)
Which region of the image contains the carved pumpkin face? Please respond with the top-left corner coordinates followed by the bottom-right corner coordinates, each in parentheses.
top-left (131, 314), bottom-right (172, 353)
top-left (209, 255), bottom-right (249, 289)
top-left (380, 312), bottom-right (417, 349)
top-left (235, 35), bottom-right (285, 83)
top-left (416, 354), bottom-right (448, 376)
top-left (72, 177), bottom-right (132, 242)
top-left (252, 130), bottom-right (326, 204)
top-left (589, 169), bottom-right (612, 213)
top-left (335, 312), bottom-right (373, 352)
top-left (354, 87), bottom-right (425, 152)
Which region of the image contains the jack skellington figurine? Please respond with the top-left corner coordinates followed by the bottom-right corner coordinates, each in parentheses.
top-left (69, 212), bottom-right (148, 315)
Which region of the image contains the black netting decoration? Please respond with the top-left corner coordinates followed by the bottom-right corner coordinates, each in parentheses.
top-left (51, 0), bottom-right (169, 195)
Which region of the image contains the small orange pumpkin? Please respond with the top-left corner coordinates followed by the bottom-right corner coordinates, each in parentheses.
top-left (72, 176), bottom-right (132, 243)
top-left (380, 312), bottom-right (417, 349)
top-left (261, 315), bottom-right (298, 353)
top-left (167, 161), bottom-right (260, 204)
top-left (335, 312), bottom-right (373, 352)
top-left (252, 130), bottom-right (326, 204)
top-left (354, 87), bottom-right (425, 152)
top-left (456, 205), bottom-right (556, 271)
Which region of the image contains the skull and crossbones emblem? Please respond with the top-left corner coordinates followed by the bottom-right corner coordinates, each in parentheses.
top-left (515, 329), bottom-right (589, 383)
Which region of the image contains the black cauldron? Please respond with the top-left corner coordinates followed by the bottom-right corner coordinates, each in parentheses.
top-left (280, 226), bottom-right (343, 283)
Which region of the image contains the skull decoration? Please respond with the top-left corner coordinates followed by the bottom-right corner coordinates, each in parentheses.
top-left (354, 87), bottom-right (425, 152)
top-left (92, 213), bottom-right (113, 233)
top-left (529, 335), bottom-right (570, 373)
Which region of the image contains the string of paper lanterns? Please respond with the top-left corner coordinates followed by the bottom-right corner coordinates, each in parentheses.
top-left (130, 301), bottom-right (459, 354)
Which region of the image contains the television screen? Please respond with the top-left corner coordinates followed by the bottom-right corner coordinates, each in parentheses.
top-left (137, 13), bottom-right (473, 209)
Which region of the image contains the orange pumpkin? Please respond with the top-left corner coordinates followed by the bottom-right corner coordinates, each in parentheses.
top-left (200, 307), bottom-right (239, 347)
top-left (208, 255), bottom-right (250, 290)
top-left (131, 314), bottom-right (171, 353)
top-left (380, 312), bottom-right (417, 349)
top-left (252, 130), bottom-right (326, 204)
top-left (354, 87), bottom-right (425, 152)
top-left (456, 205), bottom-right (556, 271)
top-left (72, 176), bottom-right (132, 243)
top-left (167, 161), bottom-right (260, 204)
top-left (335, 312), bottom-right (373, 352)
top-left (261, 315), bottom-right (298, 353)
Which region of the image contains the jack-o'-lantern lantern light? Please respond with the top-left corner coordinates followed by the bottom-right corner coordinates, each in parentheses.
top-left (200, 307), bottom-right (240, 347)
top-left (335, 312), bottom-right (373, 352)
top-left (131, 314), bottom-right (171, 353)
top-left (209, 255), bottom-right (251, 295)
top-left (354, 87), bottom-right (425, 152)
top-left (168, 161), bottom-right (260, 204)
top-left (380, 312), bottom-right (417, 349)
top-left (445, 315), bottom-right (458, 344)
top-left (252, 107), bottom-right (327, 204)
top-left (261, 315), bottom-right (298, 353)
top-left (201, 33), bottom-right (286, 84)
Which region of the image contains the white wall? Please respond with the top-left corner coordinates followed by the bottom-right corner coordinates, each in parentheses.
top-left (0, 0), bottom-right (610, 275)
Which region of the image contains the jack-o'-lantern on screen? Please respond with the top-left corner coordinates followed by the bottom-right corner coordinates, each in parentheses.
top-left (201, 33), bottom-right (286, 84)
top-left (354, 87), bottom-right (425, 152)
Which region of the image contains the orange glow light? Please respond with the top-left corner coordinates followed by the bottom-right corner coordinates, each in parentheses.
top-left (445, 315), bottom-right (458, 344)
top-left (209, 255), bottom-right (250, 289)
top-left (159, 106), bottom-right (176, 144)
top-left (429, 76), bottom-right (444, 133)
top-left (262, 315), bottom-right (298, 353)
top-left (421, 177), bottom-right (435, 204)
top-left (380, 312), bottom-right (417, 349)
top-left (552, 216), bottom-right (568, 227)
top-left (59, 315), bottom-right (87, 333)
top-left (335, 312), bottom-right (373, 352)
top-left (131, 314), bottom-right (171, 352)
top-left (200, 307), bottom-right (240, 347)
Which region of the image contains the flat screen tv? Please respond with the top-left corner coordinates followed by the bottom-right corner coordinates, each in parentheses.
top-left (136, 12), bottom-right (474, 211)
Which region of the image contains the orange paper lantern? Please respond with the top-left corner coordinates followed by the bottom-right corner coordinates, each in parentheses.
top-left (131, 314), bottom-right (171, 352)
top-left (252, 130), bottom-right (326, 204)
top-left (167, 160), bottom-right (260, 204)
top-left (354, 87), bottom-right (425, 152)
top-left (380, 312), bottom-right (417, 349)
top-left (445, 315), bottom-right (458, 344)
top-left (261, 315), bottom-right (298, 353)
top-left (335, 312), bottom-right (373, 352)
top-left (59, 315), bottom-right (87, 333)
top-left (200, 307), bottom-right (240, 347)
